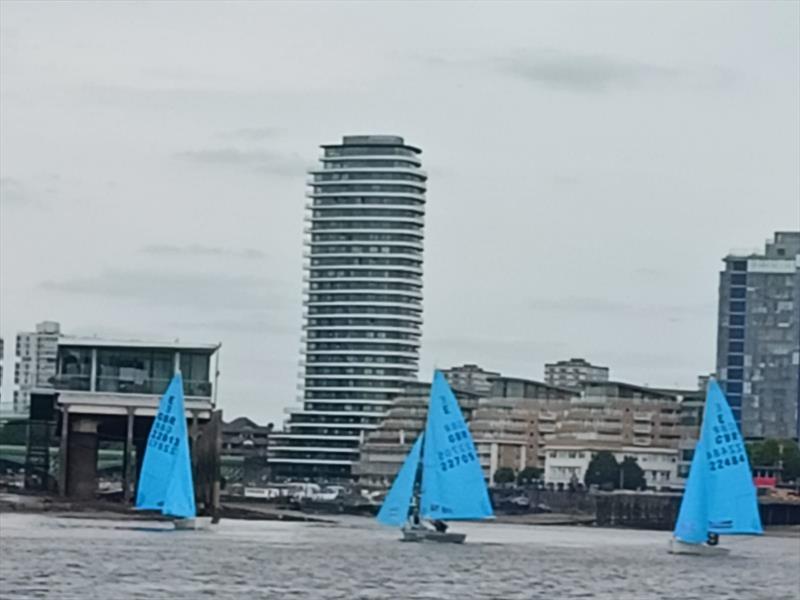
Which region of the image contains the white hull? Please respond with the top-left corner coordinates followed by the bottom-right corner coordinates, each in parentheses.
top-left (173, 516), bottom-right (215, 531)
top-left (668, 537), bottom-right (730, 556)
top-left (401, 527), bottom-right (466, 544)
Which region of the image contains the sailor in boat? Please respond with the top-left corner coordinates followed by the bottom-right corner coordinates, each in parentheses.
top-left (432, 520), bottom-right (448, 533)
top-left (706, 532), bottom-right (719, 546)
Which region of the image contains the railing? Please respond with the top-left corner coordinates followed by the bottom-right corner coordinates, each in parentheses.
top-left (53, 374), bottom-right (91, 391)
top-left (74, 377), bottom-right (215, 398)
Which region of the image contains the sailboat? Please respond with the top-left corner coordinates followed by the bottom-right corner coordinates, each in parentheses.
top-left (669, 379), bottom-right (762, 555)
top-left (135, 373), bottom-right (211, 530)
top-left (377, 371), bottom-right (493, 543)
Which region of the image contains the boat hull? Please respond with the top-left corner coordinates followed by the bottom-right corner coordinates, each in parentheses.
top-left (173, 516), bottom-right (215, 531)
top-left (401, 528), bottom-right (466, 544)
top-left (667, 537), bottom-right (730, 556)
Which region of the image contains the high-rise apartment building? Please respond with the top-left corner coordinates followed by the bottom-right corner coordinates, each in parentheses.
top-left (13, 321), bottom-right (61, 413)
top-left (441, 363), bottom-right (501, 396)
top-left (0, 337), bottom-right (4, 405)
top-left (716, 231), bottom-right (800, 439)
top-left (270, 135), bottom-right (426, 481)
top-left (544, 358), bottom-right (609, 389)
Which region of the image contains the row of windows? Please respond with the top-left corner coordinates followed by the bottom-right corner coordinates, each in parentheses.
top-left (303, 403), bottom-right (385, 414)
top-left (311, 256), bottom-right (420, 267)
top-left (306, 366), bottom-right (413, 377)
top-left (307, 354), bottom-right (417, 365)
top-left (323, 160), bottom-right (419, 170)
top-left (279, 428), bottom-right (362, 438)
top-left (270, 451), bottom-right (358, 460)
top-left (308, 318), bottom-right (420, 329)
top-left (307, 342), bottom-right (418, 353)
top-left (313, 221), bottom-right (423, 232)
top-left (309, 293), bottom-right (421, 305)
top-left (312, 245), bottom-right (422, 256)
top-left (305, 378), bottom-right (410, 389)
top-left (312, 233), bottom-right (422, 244)
top-left (276, 437), bottom-right (358, 448)
top-left (291, 414), bottom-right (381, 424)
top-left (309, 306), bottom-right (421, 318)
top-left (306, 330), bottom-right (419, 341)
top-left (312, 184), bottom-right (424, 195)
top-left (312, 209), bottom-right (423, 220)
top-left (313, 197), bottom-right (424, 207)
top-left (310, 269), bottom-right (421, 280)
top-left (310, 281), bottom-right (421, 292)
top-left (313, 172), bottom-right (426, 183)
top-left (324, 146), bottom-right (419, 158)
top-left (304, 391), bottom-right (395, 401)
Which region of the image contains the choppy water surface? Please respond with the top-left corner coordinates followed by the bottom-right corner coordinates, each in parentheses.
top-left (1, 513), bottom-right (798, 599)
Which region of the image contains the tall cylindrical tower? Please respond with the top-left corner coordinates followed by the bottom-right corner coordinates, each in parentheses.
top-left (270, 135), bottom-right (426, 481)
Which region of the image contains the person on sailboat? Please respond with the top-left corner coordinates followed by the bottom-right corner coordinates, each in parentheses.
top-left (706, 532), bottom-right (719, 546)
top-left (432, 519), bottom-right (448, 533)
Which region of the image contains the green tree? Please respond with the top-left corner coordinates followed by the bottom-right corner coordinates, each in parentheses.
top-left (584, 451), bottom-right (619, 489)
top-left (493, 467), bottom-right (516, 485)
top-left (619, 456), bottom-right (647, 490)
top-left (0, 420), bottom-right (28, 445)
top-left (747, 439), bottom-right (800, 482)
top-left (517, 466), bottom-right (543, 485)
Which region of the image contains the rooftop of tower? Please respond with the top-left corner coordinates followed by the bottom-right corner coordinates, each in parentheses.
top-left (322, 135), bottom-right (422, 154)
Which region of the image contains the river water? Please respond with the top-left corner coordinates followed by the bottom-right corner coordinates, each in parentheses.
top-left (0, 513), bottom-right (798, 599)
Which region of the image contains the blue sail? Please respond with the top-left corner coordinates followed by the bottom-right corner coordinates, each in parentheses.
top-left (377, 434), bottom-right (423, 527)
top-left (420, 371), bottom-right (493, 521)
top-left (673, 436), bottom-right (709, 543)
top-left (135, 374), bottom-right (196, 519)
top-left (674, 379), bottom-right (762, 542)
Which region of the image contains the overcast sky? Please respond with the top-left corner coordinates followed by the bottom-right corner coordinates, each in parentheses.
top-left (1, 1), bottom-right (798, 424)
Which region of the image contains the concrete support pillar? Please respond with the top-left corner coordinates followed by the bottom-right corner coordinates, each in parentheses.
top-left (66, 417), bottom-right (99, 499)
top-left (90, 348), bottom-right (98, 392)
top-left (58, 408), bottom-right (70, 497)
top-left (489, 442), bottom-right (499, 483)
top-left (123, 409), bottom-right (135, 504)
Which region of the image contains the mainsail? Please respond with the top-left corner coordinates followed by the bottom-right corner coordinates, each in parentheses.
top-left (135, 373), bottom-right (196, 519)
top-left (420, 371), bottom-right (493, 521)
top-left (376, 435), bottom-right (423, 527)
top-left (674, 379), bottom-right (762, 543)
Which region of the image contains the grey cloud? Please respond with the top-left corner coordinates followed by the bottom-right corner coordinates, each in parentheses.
top-left (141, 244), bottom-right (267, 260)
top-left (527, 297), bottom-right (715, 318)
top-left (39, 269), bottom-right (287, 310)
top-left (174, 147), bottom-right (306, 177)
top-left (167, 316), bottom-right (297, 336)
top-left (500, 49), bottom-right (679, 92)
top-left (216, 127), bottom-right (284, 142)
top-left (0, 177), bottom-right (39, 207)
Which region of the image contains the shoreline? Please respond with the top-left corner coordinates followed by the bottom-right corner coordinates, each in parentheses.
top-left (3, 492), bottom-right (798, 536)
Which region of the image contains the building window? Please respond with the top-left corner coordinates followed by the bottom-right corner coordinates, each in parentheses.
top-left (727, 368), bottom-right (744, 380)
top-left (730, 273), bottom-right (747, 285)
top-left (725, 381), bottom-right (743, 394)
top-left (728, 341), bottom-right (744, 353)
top-left (727, 354), bottom-right (744, 367)
top-left (731, 261), bottom-right (747, 272)
top-left (729, 328), bottom-right (745, 340)
top-left (730, 287), bottom-right (746, 299)
top-left (728, 301), bottom-right (746, 313)
top-left (729, 314), bottom-right (745, 327)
